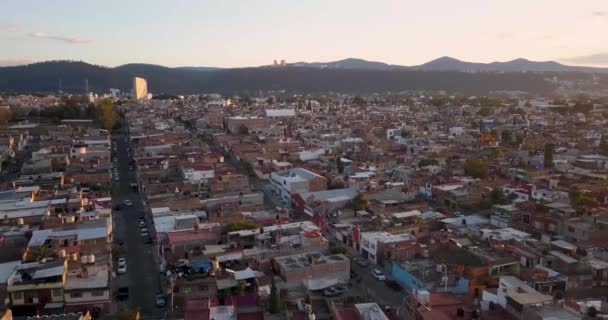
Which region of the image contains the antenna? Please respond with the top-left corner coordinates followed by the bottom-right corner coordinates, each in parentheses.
top-left (84, 78), bottom-right (89, 93)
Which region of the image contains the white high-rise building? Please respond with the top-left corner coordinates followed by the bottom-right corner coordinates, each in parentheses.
top-left (132, 77), bottom-right (148, 100)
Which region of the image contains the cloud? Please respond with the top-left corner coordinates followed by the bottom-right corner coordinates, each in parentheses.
top-left (592, 11), bottom-right (608, 17)
top-left (0, 59), bottom-right (35, 67)
top-left (560, 53), bottom-right (608, 66)
top-left (29, 32), bottom-right (93, 44)
top-left (0, 22), bottom-right (19, 32)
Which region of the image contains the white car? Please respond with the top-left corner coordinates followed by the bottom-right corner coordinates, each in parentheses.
top-left (371, 269), bottom-right (386, 281)
top-left (123, 200), bottom-right (132, 207)
top-left (117, 258), bottom-right (127, 274)
top-left (139, 221), bottom-right (146, 227)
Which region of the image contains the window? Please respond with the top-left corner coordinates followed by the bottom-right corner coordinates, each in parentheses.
top-left (91, 290), bottom-right (105, 297)
top-left (522, 215), bottom-right (530, 224)
top-left (70, 292), bottom-right (83, 298)
top-left (12, 291), bottom-right (23, 300)
top-left (567, 226), bottom-right (575, 233)
top-left (52, 289), bottom-right (63, 297)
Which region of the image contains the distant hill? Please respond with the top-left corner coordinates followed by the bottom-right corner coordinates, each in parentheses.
top-left (286, 56), bottom-right (608, 73)
top-left (290, 58), bottom-right (407, 70)
top-left (0, 60), bottom-right (596, 95)
top-left (175, 66), bottom-right (224, 72)
top-left (414, 56), bottom-right (608, 73)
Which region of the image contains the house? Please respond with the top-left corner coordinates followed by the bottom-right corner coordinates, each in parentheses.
top-left (63, 264), bottom-right (111, 315)
top-left (7, 260), bottom-right (67, 315)
top-left (273, 253), bottom-right (350, 286)
top-left (270, 168), bottom-right (327, 207)
top-left (482, 276), bottom-right (552, 318)
top-left (359, 231), bottom-right (415, 265)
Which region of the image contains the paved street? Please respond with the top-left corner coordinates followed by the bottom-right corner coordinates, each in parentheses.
top-left (111, 130), bottom-right (164, 319)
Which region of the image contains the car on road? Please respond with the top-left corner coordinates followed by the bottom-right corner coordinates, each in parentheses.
top-left (353, 257), bottom-right (369, 267)
top-left (117, 287), bottom-right (129, 300)
top-left (139, 221), bottom-right (146, 227)
top-left (123, 200), bottom-right (132, 207)
top-left (322, 285), bottom-right (346, 297)
top-left (141, 230), bottom-right (149, 237)
top-left (117, 264), bottom-right (127, 274)
top-left (385, 279), bottom-right (403, 291)
top-left (371, 269), bottom-right (386, 281)
top-left (155, 294), bottom-right (167, 307)
top-left (113, 176), bottom-right (119, 181)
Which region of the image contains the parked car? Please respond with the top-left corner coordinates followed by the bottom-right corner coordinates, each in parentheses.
top-left (371, 269), bottom-right (386, 281)
top-left (322, 285), bottom-right (346, 297)
top-left (123, 200), bottom-right (132, 206)
top-left (117, 287), bottom-right (129, 300)
top-left (354, 257), bottom-right (369, 267)
top-left (139, 221), bottom-right (146, 227)
top-left (155, 293), bottom-right (167, 307)
top-left (117, 264), bottom-right (127, 274)
top-left (385, 279), bottom-right (403, 291)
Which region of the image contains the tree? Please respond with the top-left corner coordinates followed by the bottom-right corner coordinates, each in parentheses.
top-left (330, 244), bottom-right (348, 255)
top-left (0, 108), bottom-right (13, 126)
top-left (352, 193), bottom-right (368, 211)
top-left (352, 96), bottom-right (366, 107)
top-left (36, 245), bottom-right (51, 261)
top-left (237, 124), bottom-right (249, 135)
top-left (544, 143), bottom-right (555, 169)
top-left (418, 158), bottom-right (439, 167)
top-left (97, 99), bottom-right (118, 130)
top-left (501, 130), bottom-right (512, 145)
top-left (223, 219), bottom-right (260, 233)
top-left (117, 306), bottom-right (140, 320)
top-left (268, 277), bottom-right (283, 314)
top-left (489, 188), bottom-right (505, 205)
top-left (569, 185), bottom-right (593, 208)
top-left (51, 158), bottom-right (65, 172)
top-left (336, 157), bottom-right (344, 174)
top-left (587, 306), bottom-right (598, 318)
top-left (478, 107), bottom-right (492, 117)
top-left (464, 157), bottom-right (488, 179)
top-left (599, 136), bottom-right (608, 156)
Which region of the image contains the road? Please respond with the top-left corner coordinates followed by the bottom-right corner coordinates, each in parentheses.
top-left (349, 260), bottom-right (407, 307)
top-left (111, 130), bottom-right (164, 319)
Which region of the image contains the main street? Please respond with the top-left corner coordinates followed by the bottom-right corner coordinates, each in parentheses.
top-left (111, 129), bottom-right (164, 319)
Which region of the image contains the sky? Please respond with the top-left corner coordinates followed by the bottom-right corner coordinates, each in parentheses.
top-left (1, 0), bottom-right (608, 68)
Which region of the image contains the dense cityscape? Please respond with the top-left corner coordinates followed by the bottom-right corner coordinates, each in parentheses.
top-left (0, 77), bottom-right (606, 320)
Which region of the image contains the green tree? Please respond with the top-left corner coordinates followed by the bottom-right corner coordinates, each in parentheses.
top-left (352, 193), bottom-right (368, 211)
top-left (418, 158), bottom-right (439, 167)
top-left (501, 130), bottom-right (512, 145)
top-left (336, 157), bottom-right (344, 174)
top-left (97, 99), bottom-right (118, 130)
top-left (330, 244), bottom-right (348, 255)
top-left (599, 136), bottom-right (608, 156)
top-left (569, 185), bottom-right (593, 208)
top-left (237, 124), bottom-right (249, 135)
top-left (478, 107), bottom-right (493, 117)
top-left (544, 143), bottom-right (555, 169)
top-left (268, 277), bottom-right (283, 314)
top-left (464, 157), bottom-right (488, 179)
top-left (489, 188), bottom-right (505, 205)
top-left (224, 219), bottom-right (260, 233)
top-left (352, 96), bottom-right (366, 106)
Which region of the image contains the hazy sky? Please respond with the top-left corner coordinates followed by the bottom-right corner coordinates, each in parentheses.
top-left (1, 0), bottom-right (608, 67)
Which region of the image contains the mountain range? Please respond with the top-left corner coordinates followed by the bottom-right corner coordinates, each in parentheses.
top-left (0, 58), bottom-right (605, 95)
top-left (289, 57), bottom-right (608, 73)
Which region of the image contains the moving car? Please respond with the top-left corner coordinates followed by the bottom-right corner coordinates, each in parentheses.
top-left (123, 200), bottom-right (132, 207)
top-left (354, 257), bottom-right (369, 267)
top-left (117, 287), bottom-right (129, 300)
top-left (371, 269), bottom-right (386, 281)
